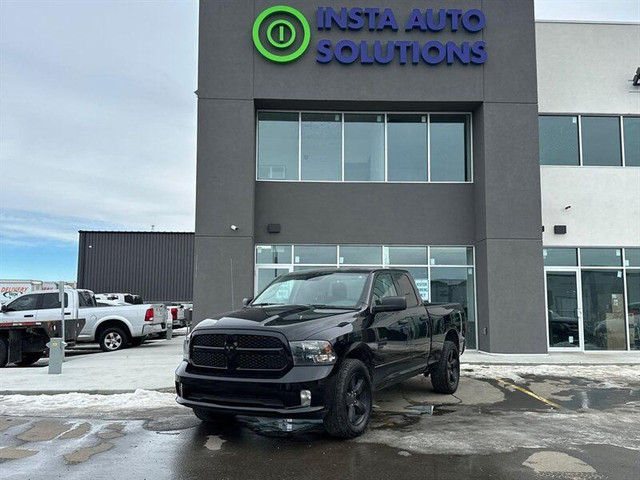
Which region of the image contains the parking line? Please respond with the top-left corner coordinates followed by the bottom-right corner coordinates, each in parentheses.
top-left (495, 378), bottom-right (564, 409)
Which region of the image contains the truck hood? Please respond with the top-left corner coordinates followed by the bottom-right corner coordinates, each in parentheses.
top-left (193, 305), bottom-right (359, 341)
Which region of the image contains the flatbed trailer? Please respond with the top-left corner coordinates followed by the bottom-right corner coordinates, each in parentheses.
top-left (0, 318), bottom-right (85, 367)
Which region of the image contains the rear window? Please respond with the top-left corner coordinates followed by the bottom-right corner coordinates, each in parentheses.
top-left (40, 293), bottom-right (69, 310)
top-left (124, 294), bottom-right (143, 305)
top-left (78, 291), bottom-right (97, 307)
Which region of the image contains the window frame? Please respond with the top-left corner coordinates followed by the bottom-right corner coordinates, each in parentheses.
top-left (539, 113), bottom-right (640, 168)
top-left (256, 110), bottom-right (474, 184)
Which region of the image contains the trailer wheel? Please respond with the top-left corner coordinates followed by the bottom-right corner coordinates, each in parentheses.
top-left (98, 327), bottom-right (129, 352)
top-left (0, 337), bottom-right (8, 368)
top-left (15, 352), bottom-right (43, 367)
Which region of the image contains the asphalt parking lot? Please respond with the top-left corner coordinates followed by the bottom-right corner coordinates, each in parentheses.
top-left (1, 363), bottom-right (638, 480)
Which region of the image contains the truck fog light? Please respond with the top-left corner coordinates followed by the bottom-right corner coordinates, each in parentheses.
top-left (300, 390), bottom-right (311, 407)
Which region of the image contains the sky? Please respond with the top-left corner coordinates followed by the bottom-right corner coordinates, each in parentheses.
top-left (1, 0), bottom-right (639, 281)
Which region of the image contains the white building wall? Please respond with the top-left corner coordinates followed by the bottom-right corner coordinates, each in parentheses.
top-left (536, 22), bottom-right (640, 115)
top-left (541, 166), bottom-right (640, 247)
top-left (537, 22), bottom-right (640, 250)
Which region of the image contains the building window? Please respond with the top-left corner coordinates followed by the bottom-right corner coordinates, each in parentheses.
top-left (623, 117), bottom-right (640, 167)
top-left (344, 114), bottom-right (385, 182)
top-left (543, 248), bottom-right (578, 267)
top-left (255, 244), bottom-right (477, 349)
top-left (581, 116), bottom-right (622, 166)
top-left (543, 247), bottom-right (639, 351)
top-left (387, 114), bottom-right (428, 181)
top-left (539, 115), bottom-right (638, 167)
top-left (257, 111), bottom-right (472, 183)
top-left (257, 112), bottom-right (299, 180)
top-left (539, 116), bottom-right (579, 165)
top-left (430, 114), bottom-right (471, 181)
top-left (301, 113), bottom-right (342, 181)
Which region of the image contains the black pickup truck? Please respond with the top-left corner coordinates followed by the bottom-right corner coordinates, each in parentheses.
top-left (176, 268), bottom-right (466, 438)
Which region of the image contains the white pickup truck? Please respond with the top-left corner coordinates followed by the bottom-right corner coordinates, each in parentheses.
top-left (0, 288), bottom-right (166, 357)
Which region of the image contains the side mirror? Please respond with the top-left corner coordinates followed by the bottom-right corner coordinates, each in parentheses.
top-left (1, 304), bottom-right (7, 313)
top-left (242, 297), bottom-right (253, 307)
top-left (371, 296), bottom-right (407, 314)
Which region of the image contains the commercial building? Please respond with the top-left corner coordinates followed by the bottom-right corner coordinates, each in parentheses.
top-left (77, 231), bottom-right (194, 303)
top-left (193, 1), bottom-right (639, 354)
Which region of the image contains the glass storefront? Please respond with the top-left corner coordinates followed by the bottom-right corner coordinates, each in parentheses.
top-left (543, 247), bottom-right (639, 351)
top-left (255, 244), bottom-right (477, 348)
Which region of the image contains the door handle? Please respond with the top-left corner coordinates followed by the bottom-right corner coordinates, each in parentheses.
top-left (23, 314), bottom-right (34, 318)
top-left (64, 312), bottom-right (71, 315)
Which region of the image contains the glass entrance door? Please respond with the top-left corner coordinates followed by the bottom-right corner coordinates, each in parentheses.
top-left (546, 270), bottom-right (582, 349)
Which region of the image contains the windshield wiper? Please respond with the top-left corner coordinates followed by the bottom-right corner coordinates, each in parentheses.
top-left (252, 303), bottom-right (285, 306)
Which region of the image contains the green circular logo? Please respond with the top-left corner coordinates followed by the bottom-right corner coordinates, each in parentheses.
top-left (252, 6), bottom-right (311, 63)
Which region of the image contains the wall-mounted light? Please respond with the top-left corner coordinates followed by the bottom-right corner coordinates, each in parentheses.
top-left (230, 225), bottom-right (239, 231)
top-left (554, 225), bottom-right (567, 235)
top-left (633, 67), bottom-right (640, 87)
top-left (267, 223), bottom-right (281, 234)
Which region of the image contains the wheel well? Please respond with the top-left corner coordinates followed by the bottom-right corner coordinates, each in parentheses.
top-left (96, 320), bottom-right (131, 341)
top-left (345, 345), bottom-right (374, 378)
top-left (445, 329), bottom-right (459, 347)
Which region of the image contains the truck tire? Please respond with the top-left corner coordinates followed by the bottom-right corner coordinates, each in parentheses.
top-left (15, 352), bottom-right (44, 366)
top-left (98, 327), bottom-right (129, 352)
top-left (0, 337), bottom-right (8, 368)
top-left (431, 340), bottom-right (460, 394)
top-left (193, 408), bottom-right (236, 424)
top-left (323, 358), bottom-right (372, 439)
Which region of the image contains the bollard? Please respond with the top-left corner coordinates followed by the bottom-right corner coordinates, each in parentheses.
top-left (47, 337), bottom-right (66, 374)
top-left (165, 321), bottom-right (173, 341)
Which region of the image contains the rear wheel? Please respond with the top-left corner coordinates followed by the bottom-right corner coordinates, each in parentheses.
top-left (15, 352), bottom-right (43, 366)
top-left (193, 408), bottom-right (236, 424)
top-left (323, 359), bottom-right (372, 439)
top-left (431, 340), bottom-right (460, 394)
top-left (98, 327), bottom-right (129, 352)
top-left (0, 337), bottom-right (8, 368)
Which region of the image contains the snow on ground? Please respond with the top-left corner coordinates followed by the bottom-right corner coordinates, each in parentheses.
top-left (462, 363), bottom-right (640, 388)
top-left (0, 389), bottom-right (182, 417)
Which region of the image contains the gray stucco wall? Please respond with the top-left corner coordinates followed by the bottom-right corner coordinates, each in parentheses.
top-left (195, 0), bottom-right (547, 353)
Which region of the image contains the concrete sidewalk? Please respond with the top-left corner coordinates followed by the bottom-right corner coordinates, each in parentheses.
top-left (0, 335), bottom-right (184, 394)
top-left (463, 350), bottom-right (640, 365)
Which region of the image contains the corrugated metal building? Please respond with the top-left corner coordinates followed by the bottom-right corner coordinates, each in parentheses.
top-left (77, 231), bottom-right (194, 302)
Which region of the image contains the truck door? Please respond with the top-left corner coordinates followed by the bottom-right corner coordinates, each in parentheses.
top-left (392, 273), bottom-right (431, 369)
top-left (1, 294), bottom-right (40, 321)
top-left (366, 272), bottom-right (414, 385)
top-left (34, 292), bottom-right (71, 322)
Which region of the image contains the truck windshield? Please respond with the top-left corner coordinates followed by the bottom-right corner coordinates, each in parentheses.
top-left (253, 272), bottom-right (368, 309)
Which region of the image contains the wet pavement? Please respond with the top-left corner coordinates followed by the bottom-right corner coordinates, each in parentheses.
top-left (1, 372), bottom-right (639, 480)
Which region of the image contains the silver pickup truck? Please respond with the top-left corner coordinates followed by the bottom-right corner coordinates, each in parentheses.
top-left (0, 288), bottom-right (166, 360)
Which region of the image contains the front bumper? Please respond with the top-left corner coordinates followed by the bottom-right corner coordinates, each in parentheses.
top-left (175, 361), bottom-right (335, 419)
top-left (142, 323), bottom-right (166, 336)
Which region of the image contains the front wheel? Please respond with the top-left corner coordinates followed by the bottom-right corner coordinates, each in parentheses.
top-left (323, 359), bottom-right (372, 439)
top-left (98, 327), bottom-right (129, 352)
top-left (431, 340), bottom-right (460, 394)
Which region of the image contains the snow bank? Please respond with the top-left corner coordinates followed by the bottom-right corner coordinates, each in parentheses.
top-left (461, 364), bottom-right (640, 387)
top-left (0, 389), bottom-right (182, 416)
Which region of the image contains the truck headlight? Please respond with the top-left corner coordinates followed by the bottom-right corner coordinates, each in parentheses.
top-left (183, 333), bottom-right (191, 361)
top-left (289, 341), bottom-right (337, 365)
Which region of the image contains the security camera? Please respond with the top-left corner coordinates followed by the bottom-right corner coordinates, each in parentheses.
top-left (230, 225), bottom-right (239, 231)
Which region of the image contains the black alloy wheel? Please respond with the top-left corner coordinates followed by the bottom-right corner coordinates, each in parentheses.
top-left (345, 372), bottom-right (371, 427)
top-left (431, 340), bottom-right (460, 394)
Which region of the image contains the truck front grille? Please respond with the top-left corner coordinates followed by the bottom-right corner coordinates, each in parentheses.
top-left (190, 333), bottom-right (290, 376)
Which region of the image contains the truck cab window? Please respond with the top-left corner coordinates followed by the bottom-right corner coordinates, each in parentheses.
top-left (371, 273), bottom-right (397, 305)
top-left (6, 294), bottom-right (38, 311)
top-left (393, 273), bottom-right (420, 307)
top-left (40, 293), bottom-right (69, 310)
